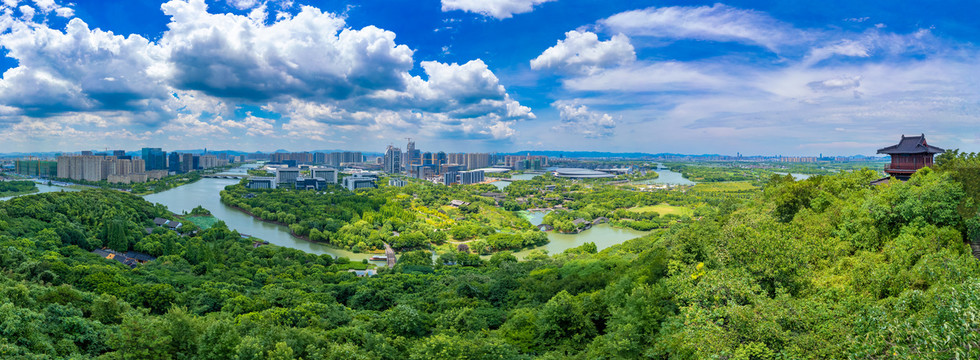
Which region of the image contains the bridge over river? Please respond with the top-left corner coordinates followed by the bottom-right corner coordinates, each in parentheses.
top-left (201, 174), bottom-right (248, 179)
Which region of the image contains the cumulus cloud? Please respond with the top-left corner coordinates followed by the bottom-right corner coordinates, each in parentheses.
top-left (531, 31), bottom-right (635, 75)
top-left (600, 4), bottom-right (804, 51)
top-left (553, 101), bottom-right (615, 138)
top-left (441, 0), bottom-right (553, 19)
top-left (0, 18), bottom-right (170, 116)
top-left (160, 0), bottom-right (414, 101)
top-left (0, 0), bottom-right (533, 148)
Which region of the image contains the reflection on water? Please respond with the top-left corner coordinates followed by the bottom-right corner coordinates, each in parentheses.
top-left (143, 177), bottom-right (371, 260)
top-left (634, 165), bottom-right (695, 186)
top-left (140, 167), bottom-right (648, 260)
top-left (0, 183), bottom-right (81, 202)
top-left (511, 210), bottom-right (649, 259)
top-left (773, 172), bottom-right (812, 180)
top-left (490, 172), bottom-right (541, 190)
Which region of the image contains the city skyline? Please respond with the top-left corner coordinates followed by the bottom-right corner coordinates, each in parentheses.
top-left (1, 0), bottom-right (979, 155)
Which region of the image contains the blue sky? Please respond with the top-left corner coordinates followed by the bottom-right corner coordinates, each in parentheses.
top-left (0, 0), bottom-right (978, 155)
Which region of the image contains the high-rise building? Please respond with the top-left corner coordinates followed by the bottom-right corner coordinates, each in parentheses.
top-left (15, 159), bottom-right (58, 177)
top-left (271, 152), bottom-right (313, 164)
top-left (168, 152), bottom-right (181, 174)
top-left (466, 153), bottom-right (491, 170)
top-left (384, 146), bottom-right (402, 174)
top-left (405, 139), bottom-right (420, 170)
top-left (180, 153), bottom-right (194, 173)
top-left (448, 153), bottom-right (466, 166)
top-left (141, 148), bottom-right (167, 170)
top-left (459, 170), bottom-right (485, 185)
top-left (443, 170), bottom-right (458, 185)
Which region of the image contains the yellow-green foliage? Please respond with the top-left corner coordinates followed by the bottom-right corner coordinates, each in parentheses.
top-left (692, 181), bottom-right (758, 192)
top-left (628, 204), bottom-right (694, 217)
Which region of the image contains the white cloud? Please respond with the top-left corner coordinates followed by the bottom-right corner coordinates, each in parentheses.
top-left (553, 101), bottom-right (615, 138)
top-left (803, 29), bottom-right (937, 65)
top-left (160, 0), bottom-right (414, 102)
top-left (0, 18), bottom-right (170, 116)
top-left (242, 112), bottom-right (275, 136)
top-left (807, 76), bottom-right (861, 92)
top-left (30, 0), bottom-right (72, 18)
top-left (600, 4), bottom-right (804, 51)
top-left (225, 0), bottom-right (258, 10)
top-left (531, 31), bottom-right (635, 75)
top-left (225, 0), bottom-right (292, 11)
top-left (18, 5), bottom-right (33, 20)
top-left (0, 0), bottom-right (534, 150)
top-left (563, 62), bottom-right (727, 93)
top-left (440, 0), bottom-right (553, 19)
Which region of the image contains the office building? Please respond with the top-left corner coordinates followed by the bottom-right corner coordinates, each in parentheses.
top-left (246, 177), bottom-right (277, 189)
top-left (168, 152), bottom-right (181, 174)
top-left (459, 170), bottom-right (485, 185)
top-left (275, 168), bottom-right (301, 184)
top-left (343, 174), bottom-right (378, 191)
top-left (384, 146), bottom-right (401, 174)
top-left (311, 168), bottom-right (338, 184)
top-left (141, 148), bottom-right (167, 170)
top-left (443, 170), bottom-right (458, 186)
top-left (294, 177), bottom-right (328, 190)
top-left (180, 153), bottom-right (194, 173)
top-left (388, 178), bottom-right (407, 187)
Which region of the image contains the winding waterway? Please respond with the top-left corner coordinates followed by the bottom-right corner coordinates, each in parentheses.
top-left (140, 164), bottom-right (691, 260)
top-left (143, 177), bottom-right (373, 261)
top-left (5, 164), bottom-right (689, 261)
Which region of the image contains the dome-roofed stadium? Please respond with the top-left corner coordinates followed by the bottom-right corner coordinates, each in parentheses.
top-left (552, 168), bottom-right (616, 179)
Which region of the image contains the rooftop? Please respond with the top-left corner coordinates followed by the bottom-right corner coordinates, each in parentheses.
top-left (877, 134), bottom-right (945, 155)
top-left (553, 168), bottom-right (616, 178)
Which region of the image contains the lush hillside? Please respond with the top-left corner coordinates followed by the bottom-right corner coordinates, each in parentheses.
top-left (1, 164), bottom-right (979, 358)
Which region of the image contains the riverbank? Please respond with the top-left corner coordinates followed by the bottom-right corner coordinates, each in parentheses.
top-left (0, 188), bottom-right (39, 198)
top-left (223, 201), bottom-right (387, 255)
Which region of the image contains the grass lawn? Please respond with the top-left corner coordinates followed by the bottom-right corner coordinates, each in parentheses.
top-left (691, 181), bottom-right (759, 192)
top-left (629, 204), bottom-right (694, 217)
top-left (185, 215), bottom-right (220, 230)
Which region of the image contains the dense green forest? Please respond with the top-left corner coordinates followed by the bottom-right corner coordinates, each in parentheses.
top-left (2, 154), bottom-right (980, 358)
top-left (220, 181), bottom-right (541, 253)
top-left (0, 180), bottom-right (38, 196)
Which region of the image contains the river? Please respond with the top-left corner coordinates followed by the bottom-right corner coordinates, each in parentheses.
top-left (142, 177), bottom-right (372, 261)
top-left (0, 182), bottom-right (81, 202)
top-left (634, 164), bottom-right (696, 186)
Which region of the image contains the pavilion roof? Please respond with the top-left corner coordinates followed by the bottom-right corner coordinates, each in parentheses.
top-left (877, 134), bottom-right (945, 155)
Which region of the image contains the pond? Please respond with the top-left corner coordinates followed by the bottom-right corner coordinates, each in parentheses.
top-left (511, 211), bottom-right (649, 258)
